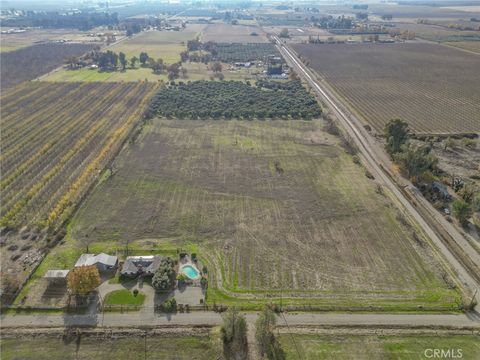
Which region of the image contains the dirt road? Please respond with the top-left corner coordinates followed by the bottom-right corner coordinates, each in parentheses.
top-left (271, 35), bottom-right (480, 312)
top-left (1, 311), bottom-right (479, 329)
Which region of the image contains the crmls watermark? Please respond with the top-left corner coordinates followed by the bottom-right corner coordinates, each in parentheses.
top-left (424, 349), bottom-right (463, 358)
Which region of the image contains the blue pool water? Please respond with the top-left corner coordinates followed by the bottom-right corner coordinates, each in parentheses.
top-left (182, 265), bottom-right (200, 279)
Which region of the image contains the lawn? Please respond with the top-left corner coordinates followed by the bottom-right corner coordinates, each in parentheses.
top-left (104, 289), bottom-right (145, 306)
top-left (279, 334), bottom-right (480, 360)
top-left (1, 334), bottom-right (220, 360)
top-left (58, 119), bottom-right (462, 311)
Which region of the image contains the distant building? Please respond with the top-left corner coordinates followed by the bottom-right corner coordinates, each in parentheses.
top-left (74, 253), bottom-right (118, 272)
top-left (121, 255), bottom-right (163, 277)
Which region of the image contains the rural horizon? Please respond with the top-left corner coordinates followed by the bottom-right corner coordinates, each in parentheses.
top-left (0, 0), bottom-right (479, 359)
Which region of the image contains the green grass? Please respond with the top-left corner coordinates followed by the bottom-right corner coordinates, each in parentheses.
top-left (104, 289), bottom-right (145, 306)
top-left (43, 66), bottom-right (167, 82)
top-left (0, 334), bottom-right (220, 360)
top-left (279, 334), bottom-right (480, 360)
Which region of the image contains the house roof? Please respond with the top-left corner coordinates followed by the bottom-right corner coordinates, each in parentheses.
top-left (74, 253), bottom-right (118, 267)
top-left (44, 270), bottom-right (70, 279)
top-left (121, 255), bottom-right (163, 275)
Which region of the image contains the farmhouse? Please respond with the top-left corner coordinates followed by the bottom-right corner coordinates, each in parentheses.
top-left (121, 255), bottom-right (163, 277)
top-left (74, 253), bottom-right (118, 272)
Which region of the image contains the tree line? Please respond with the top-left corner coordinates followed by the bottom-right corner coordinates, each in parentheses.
top-left (67, 49), bottom-right (186, 80)
top-left (1, 11), bottom-right (119, 30)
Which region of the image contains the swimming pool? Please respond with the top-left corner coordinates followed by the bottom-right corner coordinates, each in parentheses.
top-left (182, 264), bottom-right (200, 280)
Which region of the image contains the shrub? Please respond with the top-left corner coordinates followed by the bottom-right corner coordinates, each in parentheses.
top-left (162, 297), bottom-right (177, 312)
top-left (152, 257), bottom-right (176, 291)
top-left (452, 199), bottom-right (472, 227)
top-left (133, 289), bottom-right (139, 297)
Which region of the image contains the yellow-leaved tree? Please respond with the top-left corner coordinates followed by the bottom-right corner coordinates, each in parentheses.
top-left (67, 265), bottom-right (100, 296)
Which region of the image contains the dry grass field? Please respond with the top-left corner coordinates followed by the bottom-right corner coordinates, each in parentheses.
top-left (201, 23), bottom-right (269, 43)
top-left (293, 43), bottom-right (480, 135)
top-left (445, 41), bottom-right (480, 54)
top-left (109, 30), bottom-right (191, 63)
top-left (0, 28), bottom-right (103, 53)
top-left (390, 23), bottom-right (480, 42)
top-left (61, 119), bottom-right (460, 310)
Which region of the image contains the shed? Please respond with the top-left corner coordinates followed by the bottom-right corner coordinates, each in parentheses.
top-left (74, 253), bottom-right (118, 272)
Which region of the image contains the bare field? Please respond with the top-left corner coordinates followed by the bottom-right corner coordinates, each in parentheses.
top-left (65, 120), bottom-right (460, 310)
top-left (293, 43), bottom-right (480, 135)
top-left (368, 4), bottom-right (480, 19)
top-left (0, 43), bottom-right (94, 90)
top-left (201, 23), bottom-right (269, 43)
top-left (0, 28), bottom-right (103, 53)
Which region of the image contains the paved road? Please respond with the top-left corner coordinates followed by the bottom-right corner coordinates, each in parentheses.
top-left (271, 35), bottom-right (480, 312)
top-left (1, 311), bottom-right (480, 328)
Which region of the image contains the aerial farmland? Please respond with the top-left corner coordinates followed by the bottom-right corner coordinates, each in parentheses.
top-left (293, 43), bottom-right (480, 135)
top-left (1, 1), bottom-right (479, 358)
top-left (55, 119), bottom-right (460, 311)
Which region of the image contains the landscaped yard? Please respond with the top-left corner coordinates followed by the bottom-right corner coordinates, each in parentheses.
top-left (104, 289), bottom-right (145, 306)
